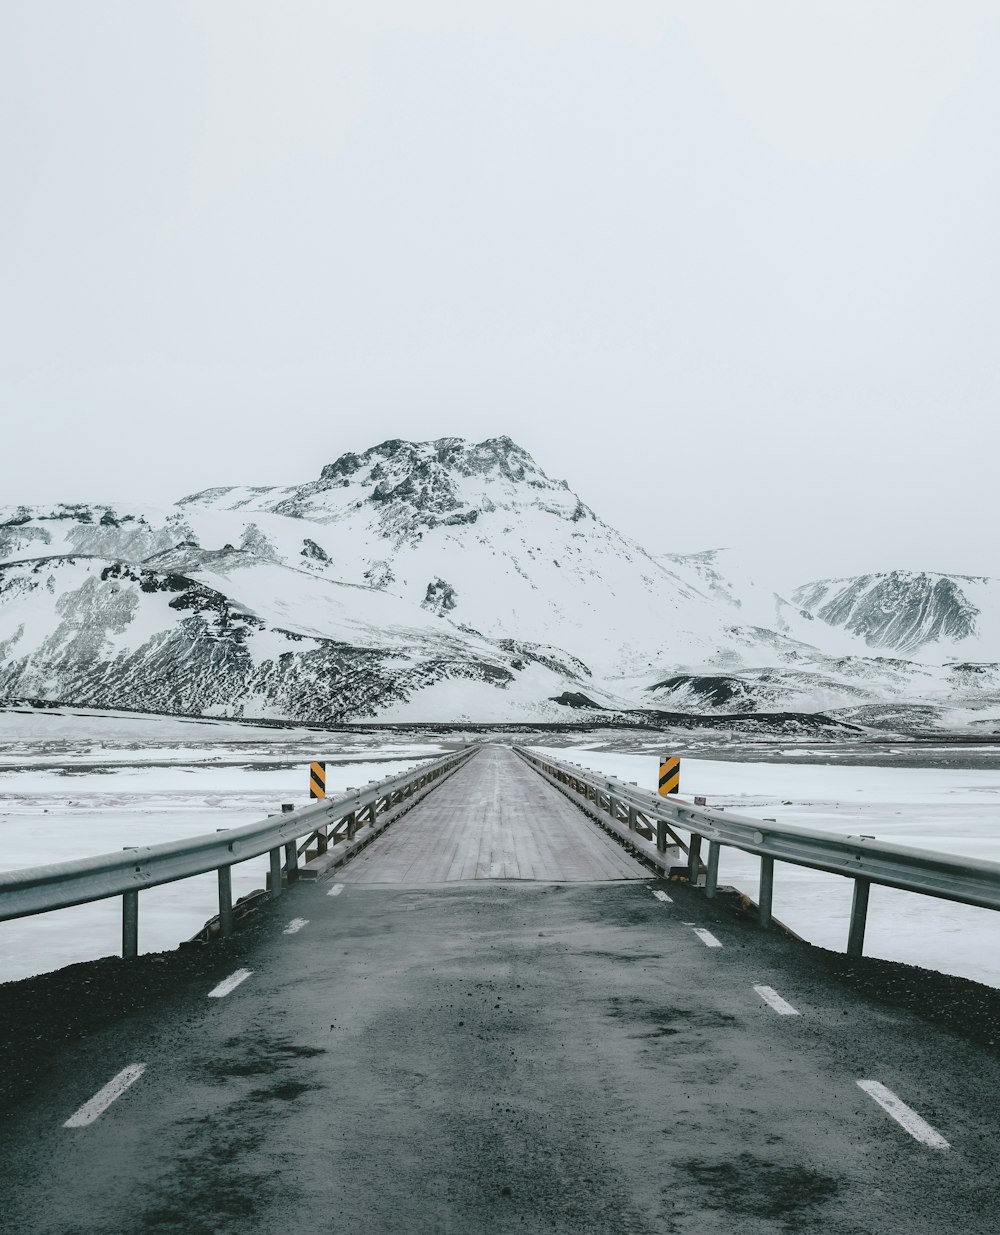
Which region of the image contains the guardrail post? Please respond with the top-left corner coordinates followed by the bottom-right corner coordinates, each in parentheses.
top-left (347, 811), bottom-right (357, 840)
top-left (269, 847), bottom-right (283, 897)
top-left (284, 841), bottom-right (299, 883)
top-left (121, 846), bottom-right (139, 959)
top-left (847, 877), bottom-right (870, 957)
top-left (122, 890), bottom-right (138, 959)
top-left (656, 819), bottom-right (668, 854)
top-left (758, 855), bottom-right (774, 929)
top-left (688, 833), bottom-right (702, 883)
top-left (705, 842), bottom-right (720, 899)
top-left (218, 865), bottom-right (234, 938)
top-left (628, 805), bottom-right (637, 832)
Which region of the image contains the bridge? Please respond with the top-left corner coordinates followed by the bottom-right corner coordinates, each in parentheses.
top-left (2, 745), bottom-right (999, 1233)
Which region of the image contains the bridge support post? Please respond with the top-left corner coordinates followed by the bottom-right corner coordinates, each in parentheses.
top-left (122, 890), bottom-right (138, 959)
top-left (705, 842), bottom-right (720, 899)
top-left (269, 847), bottom-right (283, 897)
top-left (758, 856), bottom-right (774, 929)
top-left (847, 877), bottom-right (870, 957)
top-left (688, 834), bottom-right (702, 884)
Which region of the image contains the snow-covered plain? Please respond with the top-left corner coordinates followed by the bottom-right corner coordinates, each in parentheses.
top-left (535, 745), bottom-right (1000, 989)
top-left (4, 703), bottom-right (1000, 992)
top-left (0, 712), bottom-right (446, 981)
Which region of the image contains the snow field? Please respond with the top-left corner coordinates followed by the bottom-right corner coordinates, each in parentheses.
top-left (5, 729), bottom-right (1000, 990)
top-left (0, 751), bottom-right (438, 982)
top-left (535, 746), bottom-right (1000, 989)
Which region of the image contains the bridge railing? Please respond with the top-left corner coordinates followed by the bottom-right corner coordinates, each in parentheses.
top-left (0, 745), bottom-right (476, 959)
top-left (515, 746), bottom-right (1000, 956)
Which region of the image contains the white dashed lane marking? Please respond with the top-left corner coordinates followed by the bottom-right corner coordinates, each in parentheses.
top-left (857, 1081), bottom-right (950, 1149)
top-left (651, 890), bottom-right (672, 903)
top-left (283, 918), bottom-right (309, 935)
top-left (63, 1064), bottom-right (146, 1128)
top-left (327, 883), bottom-right (345, 897)
top-left (754, 985), bottom-right (800, 1016)
top-left (693, 928), bottom-right (722, 948)
top-left (208, 968), bottom-right (253, 998)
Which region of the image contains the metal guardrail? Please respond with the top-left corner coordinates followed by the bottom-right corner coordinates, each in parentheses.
top-left (0, 745), bottom-right (476, 958)
top-left (515, 746), bottom-right (1000, 956)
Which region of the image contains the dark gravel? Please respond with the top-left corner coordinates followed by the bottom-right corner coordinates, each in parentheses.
top-left (696, 879), bottom-right (1000, 1054)
top-left (0, 904), bottom-right (276, 1123)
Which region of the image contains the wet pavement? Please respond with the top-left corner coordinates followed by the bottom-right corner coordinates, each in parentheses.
top-left (3, 869), bottom-right (1000, 1234)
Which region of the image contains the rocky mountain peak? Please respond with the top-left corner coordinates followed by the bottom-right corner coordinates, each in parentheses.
top-left (320, 435), bottom-right (540, 486)
top-left (278, 435), bottom-right (586, 536)
top-left (178, 435), bottom-right (589, 534)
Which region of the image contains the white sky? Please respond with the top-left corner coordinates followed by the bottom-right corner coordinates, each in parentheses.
top-left (3, 2), bottom-right (999, 583)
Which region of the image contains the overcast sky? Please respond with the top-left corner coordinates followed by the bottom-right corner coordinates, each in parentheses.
top-left (3, 2), bottom-right (999, 582)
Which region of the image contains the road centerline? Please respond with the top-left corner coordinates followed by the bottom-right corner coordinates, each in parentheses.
top-left (283, 918), bottom-right (309, 935)
top-left (693, 928), bottom-right (723, 948)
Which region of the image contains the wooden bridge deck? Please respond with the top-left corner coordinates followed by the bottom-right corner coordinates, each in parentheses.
top-left (338, 745), bottom-right (646, 883)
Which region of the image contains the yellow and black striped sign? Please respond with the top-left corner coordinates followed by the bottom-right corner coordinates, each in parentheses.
top-left (658, 755), bottom-right (680, 797)
top-left (309, 761), bottom-right (326, 799)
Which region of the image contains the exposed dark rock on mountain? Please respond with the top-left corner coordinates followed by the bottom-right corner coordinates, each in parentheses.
top-left (300, 538), bottom-right (330, 564)
top-left (495, 640), bottom-right (593, 680)
top-left (550, 691), bottom-right (604, 709)
top-left (422, 578), bottom-right (458, 616)
top-left (0, 557), bottom-right (530, 722)
top-left (646, 674), bottom-right (760, 711)
top-left (794, 572), bottom-right (982, 653)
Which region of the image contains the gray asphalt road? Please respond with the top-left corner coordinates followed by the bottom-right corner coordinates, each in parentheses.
top-left (4, 872), bottom-right (999, 1235)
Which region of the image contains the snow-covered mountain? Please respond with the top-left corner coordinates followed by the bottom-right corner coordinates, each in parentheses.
top-left (3, 437), bottom-right (1000, 729)
top-left (178, 436), bottom-right (737, 677)
top-left (657, 548), bottom-right (858, 651)
top-left (793, 572), bottom-right (1000, 659)
top-left (0, 554), bottom-right (588, 722)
